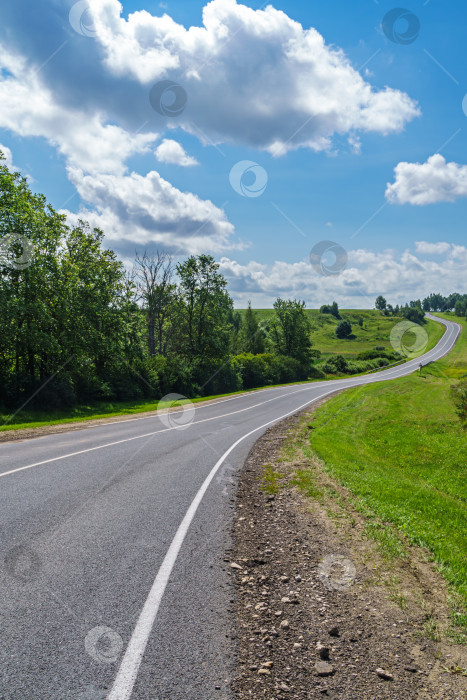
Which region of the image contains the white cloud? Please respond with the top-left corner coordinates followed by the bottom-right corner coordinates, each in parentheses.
top-left (0, 143), bottom-right (14, 169)
top-left (155, 139), bottom-right (199, 166)
top-left (62, 167), bottom-right (237, 254)
top-left (0, 48), bottom-right (156, 175)
top-left (386, 154), bottom-right (467, 205)
top-left (0, 44), bottom-right (238, 253)
top-left (415, 241), bottom-right (452, 255)
top-left (219, 243), bottom-right (467, 307)
top-left (88, 0), bottom-right (419, 155)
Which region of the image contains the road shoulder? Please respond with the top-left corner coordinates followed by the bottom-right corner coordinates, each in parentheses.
top-left (230, 406), bottom-right (467, 699)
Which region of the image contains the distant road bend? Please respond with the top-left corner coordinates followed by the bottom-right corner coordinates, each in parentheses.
top-left (0, 314), bottom-right (460, 700)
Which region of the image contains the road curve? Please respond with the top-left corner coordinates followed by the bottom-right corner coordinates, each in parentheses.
top-left (0, 314), bottom-right (459, 700)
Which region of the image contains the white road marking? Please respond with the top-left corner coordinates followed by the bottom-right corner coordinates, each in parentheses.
top-left (0, 318), bottom-right (458, 481)
top-left (106, 387), bottom-right (345, 700)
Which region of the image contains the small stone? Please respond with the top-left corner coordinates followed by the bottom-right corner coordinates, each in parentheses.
top-left (280, 620), bottom-right (290, 629)
top-left (274, 611), bottom-right (283, 617)
top-left (281, 597), bottom-right (291, 603)
top-left (279, 682), bottom-right (291, 692)
top-left (329, 626), bottom-right (340, 637)
top-left (295, 575), bottom-right (302, 582)
top-left (315, 662), bottom-right (334, 677)
top-left (316, 642), bottom-right (330, 660)
top-left (280, 575), bottom-right (290, 583)
top-left (293, 643), bottom-right (302, 649)
top-left (262, 661), bottom-right (273, 668)
top-left (230, 562), bottom-right (242, 570)
top-left (405, 665), bottom-right (418, 673)
top-left (258, 668), bottom-right (271, 675)
top-left (376, 668), bottom-right (394, 681)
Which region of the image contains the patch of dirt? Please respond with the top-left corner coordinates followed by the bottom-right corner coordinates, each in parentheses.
top-left (230, 406), bottom-right (467, 699)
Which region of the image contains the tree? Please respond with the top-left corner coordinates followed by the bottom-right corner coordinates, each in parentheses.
top-left (176, 255), bottom-right (233, 361)
top-left (330, 301), bottom-right (341, 319)
top-left (335, 319), bottom-right (352, 338)
top-left (133, 251), bottom-right (177, 357)
top-left (269, 298), bottom-right (313, 364)
top-left (375, 295), bottom-right (387, 312)
top-left (454, 300), bottom-right (466, 317)
top-left (239, 301), bottom-right (265, 354)
top-left (401, 306), bottom-right (425, 324)
top-left (320, 301), bottom-right (340, 319)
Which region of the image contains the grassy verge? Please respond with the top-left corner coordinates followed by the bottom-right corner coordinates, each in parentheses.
top-left (292, 313), bottom-right (467, 640)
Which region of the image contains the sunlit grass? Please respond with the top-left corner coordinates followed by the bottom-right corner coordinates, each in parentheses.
top-left (299, 314), bottom-right (467, 634)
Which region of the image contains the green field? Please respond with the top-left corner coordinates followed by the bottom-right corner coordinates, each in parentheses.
top-left (298, 313), bottom-right (467, 634)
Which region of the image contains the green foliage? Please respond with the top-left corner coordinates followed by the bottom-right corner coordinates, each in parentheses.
top-left (176, 254), bottom-right (233, 361)
top-left (238, 301), bottom-right (265, 354)
top-left (269, 298), bottom-right (313, 364)
top-left (375, 295), bottom-right (387, 311)
top-left (451, 380), bottom-right (467, 426)
top-left (320, 301), bottom-right (340, 319)
top-left (335, 319), bottom-right (352, 338)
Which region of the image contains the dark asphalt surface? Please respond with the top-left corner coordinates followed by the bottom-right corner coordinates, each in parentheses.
top-left (0, 315), bottom-right (459, 700)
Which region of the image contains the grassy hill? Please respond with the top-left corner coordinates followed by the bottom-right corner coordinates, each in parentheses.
top-left (238, 308), bottom-right (444, 361)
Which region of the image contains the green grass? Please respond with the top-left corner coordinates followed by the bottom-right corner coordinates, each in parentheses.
top-left (300, 313), bottom-right (467, 631)
top-left (240, 308), bottom-right (444, 361)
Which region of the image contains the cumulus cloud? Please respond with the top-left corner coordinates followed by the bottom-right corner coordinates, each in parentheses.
top-left (0, 143), bottom-right (14, 169)
top-left (87, 0), bottom-right (419, 155)
top-left (386, 154), bottom-right (467, 205)
top-left (219, 243), bottom-right (467, 307)
top-left (0, 47), bottom-right (156, 175)
top-left (155, 139), bottom-right (199, 166)
top-left (62, 167), bottom-right (236, 254)
top-left (0, 44), bottom-right (238, 253)
top-left (415, 241), bottom-right (452, 255)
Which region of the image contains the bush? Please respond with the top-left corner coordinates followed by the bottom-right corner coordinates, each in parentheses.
top-left (335, 320), bottom-right (352, 339)
top-left (356, 349), bottom-right (400, 361)
top-left (451, 380), bottom-right (467, 426)
top-left (323, 355), bottom-right (348, 374)
top-left (308, 366), bottom-right (325, 379)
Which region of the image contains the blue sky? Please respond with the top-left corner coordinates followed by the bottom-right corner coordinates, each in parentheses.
top-left (0, 0), bottom-right (466, 306)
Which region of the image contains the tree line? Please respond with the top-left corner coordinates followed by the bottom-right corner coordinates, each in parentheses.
top-left (376, 292), bottom-right (467, 322)
top-left (0, 156), bottom-right (322, 409)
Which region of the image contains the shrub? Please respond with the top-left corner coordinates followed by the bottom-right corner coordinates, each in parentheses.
top-left (451, 380), bottom-right (467, 426)
top-left (335, 320), bottom-right (352, 338)
top-left (323, 355), bottom-right (348, 374)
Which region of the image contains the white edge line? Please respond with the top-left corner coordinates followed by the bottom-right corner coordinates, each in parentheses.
top-left (106, 386), bottom-right (341, 700)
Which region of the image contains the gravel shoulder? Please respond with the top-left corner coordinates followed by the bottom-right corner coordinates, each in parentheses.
top-left (230, 404), bottom-right (467, 699)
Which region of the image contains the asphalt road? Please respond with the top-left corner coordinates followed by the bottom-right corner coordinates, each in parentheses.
top-left (0, 314), bottom-right (460, 700)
